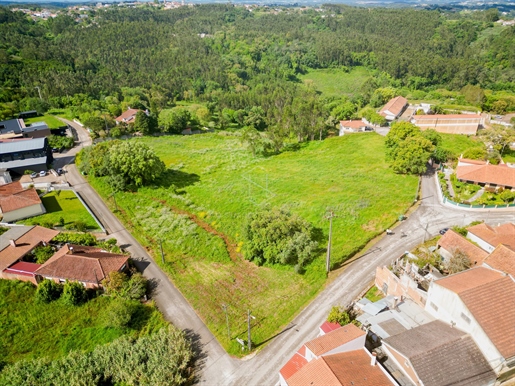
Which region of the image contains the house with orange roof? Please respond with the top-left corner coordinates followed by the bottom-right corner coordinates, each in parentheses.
top-left (338, 120), bottom-right (372, 135)
top-left (379, 96), bottom-right (408, 121)
top-left (425, 267), bottom-right (515, 373)
top-left (35, 243), bottom-right (129, 289)
top-left (456, 160), bottom-right (515, 191)
top-left (467, 222), bottom-right (515, 252)
top-left (115, 108), bottom-right (143, 125)
top-left (437, 229), bottom-right (488, 267)
top-left (411, 114), bottom-right (484, 135)
top-left (279, 323), bottom-right (396, 386)
top-left (0, 225), bottom-right (59, 284)
top-left (483, 244), bottom-right (515, 279)
top-left (0, 181), bottom-right (45, 222)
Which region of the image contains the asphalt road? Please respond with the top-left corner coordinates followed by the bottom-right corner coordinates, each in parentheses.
top-left (60, 122), bottom-right (515, 385)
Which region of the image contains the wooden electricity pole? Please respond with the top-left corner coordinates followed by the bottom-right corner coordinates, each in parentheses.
top-left (325, 211), bottom-right (336, 277)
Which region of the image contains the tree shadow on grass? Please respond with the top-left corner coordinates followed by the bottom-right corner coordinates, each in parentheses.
top-left (155, 169), bottom-right (200, 190)
top-left (128, 302), bottom-right (152, 330)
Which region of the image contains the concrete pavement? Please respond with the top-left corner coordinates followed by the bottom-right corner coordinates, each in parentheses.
top-left (60, 120), bottom-right (514, 385)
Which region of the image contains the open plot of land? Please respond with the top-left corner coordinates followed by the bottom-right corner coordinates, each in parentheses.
top-left (89, 133), bottom-right (418, 355)
top-left (0, 279), bottom-right (166, 365)
top-left (298, 67), bottom-right (373, 97)
top-left (23, 114), bottom-right (64, 129)
top-left (439, 133), bottom-right (484, 158)
top-left (20, 190), bottom-right (100, 230)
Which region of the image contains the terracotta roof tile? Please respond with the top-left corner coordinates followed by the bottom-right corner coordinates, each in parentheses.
top-left (437, 229), bottom-right (488, 266)
top-left (484, 244), bottom-right (515, 277)
top-left (319, 321), bottom-right (341, 334)
top-left (379, 96), bottom-right (408, 117)
top-left (467, 223), bottom-right (515, 251)
top-left (305, 323), bottom-right (365, 356)
top-left (413, 114), bottom-right (482, 121)
top-left (280, 352), bottom-right (308, 381)
top-left (0, 182), bottom-right (42, 213)
top-left (457, 164), bottom-right (515, 189)
top-left (384, 321), bottom-right (495, 386)
top-left (115, 108), bottom-right (140, 123)
top-left (458, 158), bottom-right (487, 166)
top-left (4, 261), bottom-right (41, 276)
top-left (286, 349), bottom-right (394, 386)
top-left (340, 120), bottom-right (366, 129)
top-left (36, 245), bottom-right (128, 284)
top-left (0, 226), bottom-right (59, 271)
top-left (436, 268), bottom-right (515, 358)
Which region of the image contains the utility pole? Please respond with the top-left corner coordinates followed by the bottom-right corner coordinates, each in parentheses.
top-left (34, 86), bottom-right (42, 100)
top-left (325, 211), bottom-right (336, 277)
top-left (222, 304), bottom-right (230, 340)
top-left (159, 239), bottom-right (164, 264)
top-left (247, 310), bottom-right (255, 351)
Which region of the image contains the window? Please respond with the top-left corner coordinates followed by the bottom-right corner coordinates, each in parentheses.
top-left (430, 302), bottom-right (438, 311)
top-left (461, 313), bottom-right (471, 324)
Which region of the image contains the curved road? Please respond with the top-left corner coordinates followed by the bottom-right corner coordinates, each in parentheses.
top-left (60, 121), bottom-right (515, 385)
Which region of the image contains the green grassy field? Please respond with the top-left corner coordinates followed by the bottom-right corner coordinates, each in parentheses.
top-left (439, 133), bottom-right (484, 158)
top-left (298, 67), bottom-right (373, 97)
top-left (24, 114), bottom-right (64, 129)
top-left (0, 279), bottom-right (166, 365)
top-left (89, 133), bottom-right (418, 355)
top-left (20, 190), bottom-right (100, 231)
top-left (503, 148), bottom-right (515, 163)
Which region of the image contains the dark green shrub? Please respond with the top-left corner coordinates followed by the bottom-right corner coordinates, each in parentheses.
top-left (33, 245), bottom-right (55, 264)
top-left (61, 281), bottom-right (87, 306)
top-left (35, 279), bottom-right (63, 303)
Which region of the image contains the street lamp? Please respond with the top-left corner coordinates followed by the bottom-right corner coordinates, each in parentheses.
top-left (247, 310), bottom-right (256, 351)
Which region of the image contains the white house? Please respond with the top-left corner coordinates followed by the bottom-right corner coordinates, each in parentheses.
top-left (425, 267), bottom-right (515, 374)
top-left (379, 96), bottom-right (408, 121)
top-left (466, 222), bottom-right (515, 253)
top-left (0, 181), bottom-right (45, 222)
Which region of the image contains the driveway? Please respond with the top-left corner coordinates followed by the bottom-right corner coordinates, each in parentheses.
top-left (61, 120), bottom-right (515, 385)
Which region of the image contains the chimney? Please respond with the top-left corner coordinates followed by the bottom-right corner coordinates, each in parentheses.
top-left (9, 239), bottom-right (16, 247)
top-left (393, 296), bottom-right (399, 309)
top-left (371, 352), bottom-right (377, 366)
top-left (69, 246), bottom-right (74, 254)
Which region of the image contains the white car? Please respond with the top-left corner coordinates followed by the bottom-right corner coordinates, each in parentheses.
top-left (39, 170), bottom-right (46, 177)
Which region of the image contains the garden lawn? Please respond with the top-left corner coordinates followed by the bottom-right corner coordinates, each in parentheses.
top-left (439, 133), bottom-right (484, 158)
top-left (23, 114), bottom-right (63, 129)
top-left (88, 133), bottom-right (418, 355)
top-left (20, 190), bottom-right (100, 231)
top-left (0, 279), bottom-right (166, 365)
top-left (298, 67), bottom-right (373, 97)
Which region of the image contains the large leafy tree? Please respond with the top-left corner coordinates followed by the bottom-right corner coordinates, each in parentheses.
top-left (109, 141), bottom-right (165, 187)
top-left (391, 136), bottom-right (434, 174)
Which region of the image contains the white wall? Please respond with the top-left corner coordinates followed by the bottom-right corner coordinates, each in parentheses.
top-left (425, 282), bottom-right (504, 371)
top-left (466, 232), bottom-right (495, 253)
top-left (2, 203), bottom-right (45, 223)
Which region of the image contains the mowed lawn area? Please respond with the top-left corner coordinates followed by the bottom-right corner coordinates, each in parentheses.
top-left (23, 114), bottom-right (63, 129)
top-left (89, 133), bottom-right (418, 355)
top-left (0, 279), bottom-right (166, 365)
top-left (20, 190), bottom-right (100, 230)
top-left (298, 67), bottom-right (373, 97)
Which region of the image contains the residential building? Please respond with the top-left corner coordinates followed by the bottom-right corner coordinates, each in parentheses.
top-left (425, 267), bottom-right (515, 373)
top-left (339, 120), bottom-right (372, 135)
top-left (35, 244), bottom-right (129, 289)
top-left (0, 118), bottom-right (51, 139)
top-left (411, 114), bottom-right (484, 135)
top-left (379, 96), bottom-right (408, 121)
top-left (279, 323), bottom-right (396, 386)
top-left (115, 108), bottom-right (142, 125)
top-left (456, 159), bottom-right (515, 191)
top-left (0, 137), bottom-right (53, 175)
top-left (483, 244), bottom-right (515, 278)
top-left (0, 225), bottom-right (59, 284)
top-left (437, 229), bottom-right (488, 267)
top-left (382, 320), bottom-right (496, 386)
top-left (467, 222), bottom-right (515, 252)
top-left (0, 181), bottom-right (45, 222)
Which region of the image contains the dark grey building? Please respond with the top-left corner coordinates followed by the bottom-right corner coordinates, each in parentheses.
top-left (0, 138), bottom-right (53, 175)
top-left (0, 119), bottom-right (51, 139)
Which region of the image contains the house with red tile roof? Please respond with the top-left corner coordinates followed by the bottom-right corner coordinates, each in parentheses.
top-left (456, 161), bottom-right (515, 191)
top-left (467, 222), bottom-right (515, 253)
top-left (0, 225), bottom-right (59, 284)
top-left (115, 108), bottom-right (142, 124)
top-left (411, 114), bottom-right (484, 135)
top-left (425, 267), bottom-right (515, 374)
top-left (0, 181), bottom-right (45, 222)
top-left (379, 96), bottom-right (408, 121)
top-left (437, 229), bottom-right (488, 267)
top-left (382, 320), bottom-right (495, 386)
top-left (338, 120), bottom-right (372, 135)
top-left (318, 321), bottom-right (341, 336)
top-left (35, 243), bottom-right (129, 289)
top-left (483, 244), bottom-right (515, 279)
top-left (279, 323), bottom-right (396, 386)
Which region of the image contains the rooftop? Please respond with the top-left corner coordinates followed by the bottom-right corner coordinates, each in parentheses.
top-left (319, 321), bottom-right (342, 335)
top-left (0, 137), bottom-right (46, 153)
top-left (457, 163), bottom-right (515, 189)
top-left (0, 181), bottom-right (42, 213)
top-left (286, 349), bottom-right (394, 386)
top-left (304, 323), bottom-right (365, 357)
top-left (379, 96), bottom-right (408, 117)
top-left (340, 120), bottom-right (366, 129)
top-left (115, 108), bottom-right (140, 123)
top-left (412, 114), bottom-right (482, 120)
top-left (383, 320), bottom-right (495, 386)
top-left (467, 222), bottom-right (515, 251)
top-left (435, 267), bottom-right (515, 358)
top-left (437, 229), bottom-right (488, 266)
top-left (483, 244), bottom-right (515, 277)
top-left (36, 244), bottom-right (128, 284)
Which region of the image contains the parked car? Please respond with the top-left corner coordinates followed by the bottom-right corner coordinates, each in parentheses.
top-left (30, 172), bottom-right (38, 178)
top-left (39, 170), bottom-right (46, 177)
top-left (439, 228), bottom-right (449, 235)
top-left (57, 168), bottom-right (64, 176)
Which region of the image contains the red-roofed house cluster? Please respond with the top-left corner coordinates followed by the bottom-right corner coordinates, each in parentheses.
top-left (456, 157), bottom-right (515, 191)
top-left (0, 225), bottom-right (128, 289)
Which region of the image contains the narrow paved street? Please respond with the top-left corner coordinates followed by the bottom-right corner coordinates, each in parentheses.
top-left (61, 121), bottom-right (514, 385)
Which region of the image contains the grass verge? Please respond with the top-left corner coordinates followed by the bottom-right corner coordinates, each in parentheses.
top-left (23, 114), bottom-right (64, 129)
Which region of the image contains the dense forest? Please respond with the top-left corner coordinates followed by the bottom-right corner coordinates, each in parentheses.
top-left (1, 4), bottom-right (515, 145)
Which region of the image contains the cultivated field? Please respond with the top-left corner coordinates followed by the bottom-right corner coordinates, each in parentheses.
top-left (89, 133), bottom-right (418, 355)
top-left (298, 67), bottom-right (373, 97)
